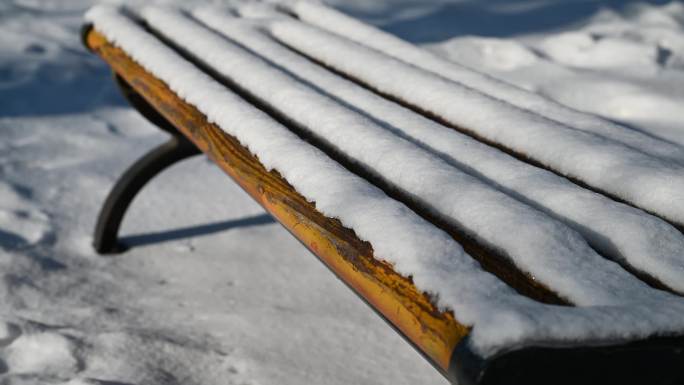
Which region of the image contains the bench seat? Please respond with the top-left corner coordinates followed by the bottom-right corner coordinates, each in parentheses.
top-left (82, 3), bottom-right (684, 384)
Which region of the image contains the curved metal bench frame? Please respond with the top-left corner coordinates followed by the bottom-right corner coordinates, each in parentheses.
top-left (92, 73), bottom-right (201, 253)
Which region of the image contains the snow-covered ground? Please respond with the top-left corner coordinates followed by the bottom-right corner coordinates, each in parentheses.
top-left (1, 0), bottom-right (684, 384)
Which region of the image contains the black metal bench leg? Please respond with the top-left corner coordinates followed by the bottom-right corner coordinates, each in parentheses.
top-left (93, 74), bottom-right (201, 254)
top-left (93, 136), bottom-right (201, 254)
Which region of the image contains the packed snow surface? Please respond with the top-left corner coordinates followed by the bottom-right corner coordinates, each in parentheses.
top-left (2, 0), bottom-right (684, 384)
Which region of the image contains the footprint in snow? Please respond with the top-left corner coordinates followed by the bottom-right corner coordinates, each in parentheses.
top-left (0, 322), bottom-right (81, 379)
top-left (0, 183), bottom-right (52, 251)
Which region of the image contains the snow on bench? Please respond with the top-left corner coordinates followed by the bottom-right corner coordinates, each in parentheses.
top-left (266, 12), bottom-right (684, 228)
top-left (84, 3), bottom-right (684, 385)
top-left (280, 0), bottom-right (684, 166)
top-left (191, 6), bottom-right (684, 296)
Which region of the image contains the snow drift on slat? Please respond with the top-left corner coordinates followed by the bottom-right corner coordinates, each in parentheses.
top-left (265, 18), bottom-right (684, 228)
top-left (195, 6), bottom-right (684, 295)
top-left (85, 4), bottom-right (684, 359)
top-left (279, 0), bottom-right (684, 166)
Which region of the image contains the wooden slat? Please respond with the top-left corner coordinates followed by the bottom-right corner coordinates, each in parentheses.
top-left (84, 27), bottom-right (469, 377)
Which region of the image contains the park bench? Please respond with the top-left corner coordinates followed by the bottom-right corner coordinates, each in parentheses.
top-left (82, 3), bottom-right (684, 384)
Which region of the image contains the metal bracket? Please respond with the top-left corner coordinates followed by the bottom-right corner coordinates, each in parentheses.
top-left (93, 75), bottom-right (201, 254)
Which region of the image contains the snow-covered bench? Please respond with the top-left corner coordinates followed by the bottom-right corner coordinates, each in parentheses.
top-left (82, 3), bottom-right (684, 384)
